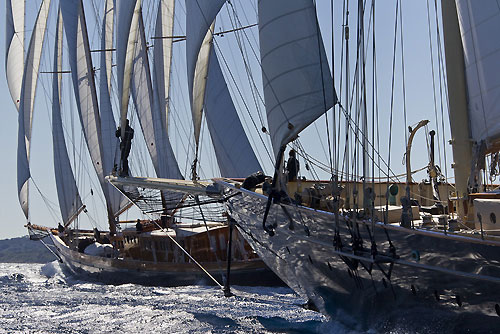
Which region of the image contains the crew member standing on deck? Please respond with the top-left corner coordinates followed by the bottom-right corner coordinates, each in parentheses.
top-left (116, 119), bottom-right (134, 177)
top-left (286, 149), bottom-right (300, 181)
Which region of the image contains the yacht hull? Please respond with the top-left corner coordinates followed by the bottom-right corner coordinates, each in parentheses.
top-left (216, 180), bottom-right (500, 330)
top-left (49, 233), bottom-right (282, 287)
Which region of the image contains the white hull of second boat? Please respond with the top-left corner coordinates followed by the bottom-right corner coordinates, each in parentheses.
top-left (216, 179), bottom-right (500, 330)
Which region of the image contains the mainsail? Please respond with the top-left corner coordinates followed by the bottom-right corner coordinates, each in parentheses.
top-left (455, 1), bottom-right (500, 146)
top-left (131, 10), bottom-right (182, 179)
top-left (17, 0), bottom-right (51, 219)
top-left (5, 0), bottom-right (25, 110)
top-left (185, 0), bottom-right (226, 144)
top-left (52, 10), bottom-right (84, 225)
top-left (60, 0), bottom-right (125, 225)
top-left (258, 0), bottom-right (336, 157)
top-left (204, 47), bottom-right (262, 177)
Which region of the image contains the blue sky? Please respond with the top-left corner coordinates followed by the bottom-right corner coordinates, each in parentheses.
top-left (0, 0), bottom-right (455, 239)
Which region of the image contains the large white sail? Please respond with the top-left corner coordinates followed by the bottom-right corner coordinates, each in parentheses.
top-left (258, 0), bottom-right (335, 157)
top-left (131, 13), bottom-right (182, 179)
top-left (205, 47), bottom-right (262, 177)
top-left (185, 0), bottom-right (226, 144)
top-left (16, 0), bottom-right (51, 220)
top-left (455, 1), bottom-right (500, 145)
top-left (152, 0), bottom-right (175, 132)
top-left (5, 0), bottom-right (24, 110)
top-left (103, 0), bottom-right (114, 92)
top-left (116, 0), bottom-right (140, 134)
top-left (52, 10), bottom-right (84, 225)
top-left (60, 0), bottom-right (124, 220)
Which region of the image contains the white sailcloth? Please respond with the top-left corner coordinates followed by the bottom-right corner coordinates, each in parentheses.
top-left (258, 0), bottom-right (335, 157)
top-left (5, 0), bottom-right (25, 110)
top-left (17, 0), bottom-right (51, 219)
top-left (153, 0), bottom-right (175, 132)
top-left (131, 13), bottom-right (182, 179)
top-left (103, 0), bottom-right (114, 92)
top-left (60, 0), bottom-right (124, 218)
top-left (455, 1), bottom-right (500, 145)
top-left (205, 47), bottom-right (262, 177)
top-left (116, 0), bottom-right (140, 134)
top-left (185, 0), bottom-right (226, 144)
top-left (52, 10), bottom-right (83, 225)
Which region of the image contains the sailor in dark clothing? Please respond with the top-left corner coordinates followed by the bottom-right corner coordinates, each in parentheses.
top-left (286, 149), bottom-right (299, 181)
top-left (116, 119), bottom-right (134, 176)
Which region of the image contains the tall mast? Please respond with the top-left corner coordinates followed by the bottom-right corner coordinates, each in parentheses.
top-left (440, 0), bottom-right (472, 221)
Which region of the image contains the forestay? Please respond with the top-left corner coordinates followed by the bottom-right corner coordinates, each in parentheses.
top-left (204, 47), bottom-right (262, 177)
top-left (258, 0), bottom-right (336, 157)
top-left (5, 0), bottom-right (25, 110)
top-left (456, 1), bottom-right (500, 145)
top-left (17, 0), bottom-right (51, 220)
top-left (185, 0), bottom-right (226, 145)
top-left (52, 10), bottom-right (84, 225)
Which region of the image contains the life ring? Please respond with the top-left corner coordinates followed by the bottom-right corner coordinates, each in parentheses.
top-left (411, 250), bottom-right (420, 262)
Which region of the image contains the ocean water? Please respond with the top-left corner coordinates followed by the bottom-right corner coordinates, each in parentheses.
top-left (0, 262), bottom-right (356, 334)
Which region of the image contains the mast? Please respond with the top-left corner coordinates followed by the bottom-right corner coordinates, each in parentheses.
top-left (440, 0), bottom-right (472, 221)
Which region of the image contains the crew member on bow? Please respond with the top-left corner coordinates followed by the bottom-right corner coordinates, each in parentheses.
top-left (116, 119), bottom-right (134, 176)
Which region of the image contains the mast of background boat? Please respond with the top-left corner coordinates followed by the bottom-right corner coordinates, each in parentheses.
top-left (440, 0), bottom-right (472, 222)
top-left (52, 8), bottom-right (85, 227)
top-left (16, 0), bottom-right (51, 222)
top-left (344, 1), bottom-right (351, 209)
top-left (5, 0), bottom-right (25, 110)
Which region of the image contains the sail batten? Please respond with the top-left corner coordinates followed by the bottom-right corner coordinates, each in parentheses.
top-left (456, 1), bottom-right (500, 145)
top-left (258, 0), bottom-right (336, 157)
top-left (52, 9), bottom-right (84, 225)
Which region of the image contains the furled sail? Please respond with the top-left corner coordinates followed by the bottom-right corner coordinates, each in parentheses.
top-left (455, 1), bottom-right (500, 145)
top-left (16, 0), bottom-right (51, 219)
top-left (204, 47), bottom-right (262, 177)
top-left (258, 0), bottom-right (336, 157)
top-left (60, 0), bottom-right (124, 221)
top-left (153, 0), bottom-right (175, 132)
top-left (130, 12), bottom-right (182, 179)
top-left (116, 0), bottom-right (140, 135)
top-left (52, 10), bottom-right (84, 225)
top-left (185, 0), bottom-right (226, 144)
top-left (5, 0), bottom-right (25, 110)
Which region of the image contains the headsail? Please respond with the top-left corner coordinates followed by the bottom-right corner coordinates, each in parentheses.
top-left (153, 0), bottom-right (175, 132)
top-left (455, 1), bottom-right (500, 146)
top-left (204, 47), bottom-right (262, 177)
top-left (16, 0), bottom-right (51, 219)
top-left (258, 0), bottom-right (336, 157)
top-left (131, 11), bottom-right (182, 179)
top-left (52, 10), bottom-right (84, 225)
top-left (185, 0), bottom-right (226, 144)
top-left (5, 0), bottom-right (25, 110)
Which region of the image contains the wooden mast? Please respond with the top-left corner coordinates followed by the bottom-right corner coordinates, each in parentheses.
top-left (440, 0), bottom-right (473, 221)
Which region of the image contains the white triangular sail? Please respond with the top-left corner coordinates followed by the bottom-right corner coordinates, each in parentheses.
top-left (455, 1), bottom-right (500, 145)
top-left (16, 0), bottom-right (51, 219)
top-left (116, 0), bottom-right (140, 134)
top-left (258, 0), bottom-right (335, 157)
top-left (185, 0), bottom-right (226, 144)
top-left (131, 12), bottom-right (182, 179)
top-left (52, 10), bottom-right (84, 225)
top-left (153, 0), bottom-right (175, 132)
top-left (60, 0), bottom-right (124, 219)
top-left (205, 47), bottom-right (262, 177)
top-left (5, 0), bottom-right (25, 110)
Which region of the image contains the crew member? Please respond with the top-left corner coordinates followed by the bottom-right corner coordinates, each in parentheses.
top-left (116, 119), bottom-right (134, 176)
top-left (286, 149), bottom-right (300, 181)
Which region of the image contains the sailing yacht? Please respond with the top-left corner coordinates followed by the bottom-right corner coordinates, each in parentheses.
top-left (6, 0), bottom-right (281, 287)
